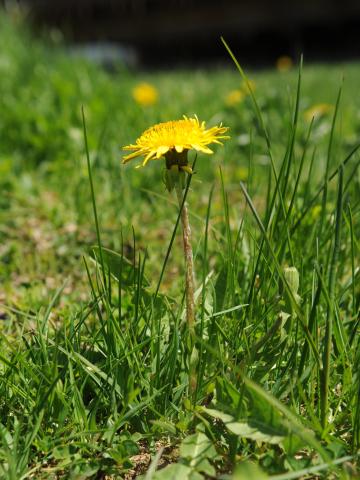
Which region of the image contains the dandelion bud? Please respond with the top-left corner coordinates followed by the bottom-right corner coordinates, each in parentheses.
top-left (283, 266), bottom-right (301, 305)
top-left (284, 266), bottom-right (299, 293)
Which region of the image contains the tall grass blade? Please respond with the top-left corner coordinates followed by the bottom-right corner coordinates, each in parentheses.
top-left (81, 106), bottom-right (107, 290)
top-left (320, 165), bottom-right (344, 429)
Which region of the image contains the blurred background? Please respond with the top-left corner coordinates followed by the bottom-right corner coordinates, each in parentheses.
top-left (1, 0), bottom-right (360, 321)
top-left (2, 0), bottom-right (360, 68)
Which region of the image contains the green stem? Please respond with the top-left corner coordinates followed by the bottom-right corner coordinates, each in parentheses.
top-left (175, 184), bottom-right (196, 395)
top-left (320, 166), bottom-right (343, 429)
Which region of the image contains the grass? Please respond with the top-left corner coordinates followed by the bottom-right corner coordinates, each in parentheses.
top-left (0, 10), bottom-right (359, 479)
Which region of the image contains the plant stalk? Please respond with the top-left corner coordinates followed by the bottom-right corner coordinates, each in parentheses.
top-left (175, 184), bottom-right (196, 395)
top-left (320, 166), bottom-right (343, 429)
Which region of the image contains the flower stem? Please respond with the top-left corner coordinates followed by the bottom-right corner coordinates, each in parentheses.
top-left (175, 184), bottom-right (197, 395)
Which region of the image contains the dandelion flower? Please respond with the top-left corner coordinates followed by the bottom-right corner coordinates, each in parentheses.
top-left (225, 89), bottom-right (245, 106)
top-left (237, 166), bottom-right (249, 181)
top-left (132, 82), bottom-right (158, 106)
top-left (122, 116), bottom-right (229, 170)
top-left (122, 116), bottom-right (229, 397)
top-left (304, 103), bottom-right (333, 122)
top-left (310, 205), bottom-right (322, 221)
top-left (276, 56), bottom-right (293, 72)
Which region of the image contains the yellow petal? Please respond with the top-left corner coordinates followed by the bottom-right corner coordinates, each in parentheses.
top-left (156, 145), bottom-right (169, 158)
top-left (142, 150), bottom-right (156, 165)
top-left (123, 143), bottom-right (138, 150)
top-left (122, 151), bottom-right (143, 163)
top-left (192, 144), bottom-right (213, 154)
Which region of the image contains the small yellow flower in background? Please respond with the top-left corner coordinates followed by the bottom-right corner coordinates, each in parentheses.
top-left (304, 103), bottom-right (333, 122)
top-left (310, 205), bottom-right (322, 221)
top-left (276, 56), bottom-right (293, 72)
top-left (225, 79), bottom-right (255, 107)
top-left (132, 82), bottom-right (158, 106)
top-left (237, 166), bottom-right (248, 181)
top-left (225, 89), bottom-right (245, 106)
top-left (219, 166), bottom-right (248, 184)
top-left (122, 116), bottom-right (229, 169)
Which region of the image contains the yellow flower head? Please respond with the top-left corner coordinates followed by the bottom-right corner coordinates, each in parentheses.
top-left (276, 56), bottom-right (293, 72)
top-left (225, 89), bottom-right (245, 106)
top-left (304, 103), bottom-right (333, 122)
top-left (122, 116), bottom-right (229, 168)
top-left (132, 82), bottom-right (158, 106)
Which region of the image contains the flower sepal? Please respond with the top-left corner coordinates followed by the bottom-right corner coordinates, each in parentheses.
top-left (163, 165), bottom-right (186, 192)
top-left (180, 165), bottom-right (193, 175)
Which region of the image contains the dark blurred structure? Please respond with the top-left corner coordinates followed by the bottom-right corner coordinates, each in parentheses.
top-left (4, 0), bottom-right (360, 67)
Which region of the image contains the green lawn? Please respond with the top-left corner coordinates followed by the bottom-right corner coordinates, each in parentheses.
top-left (0, 11), bottom-right (359, 480)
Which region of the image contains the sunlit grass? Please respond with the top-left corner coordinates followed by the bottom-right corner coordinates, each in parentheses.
top-left (0, 11), bottom-right (359, 479)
